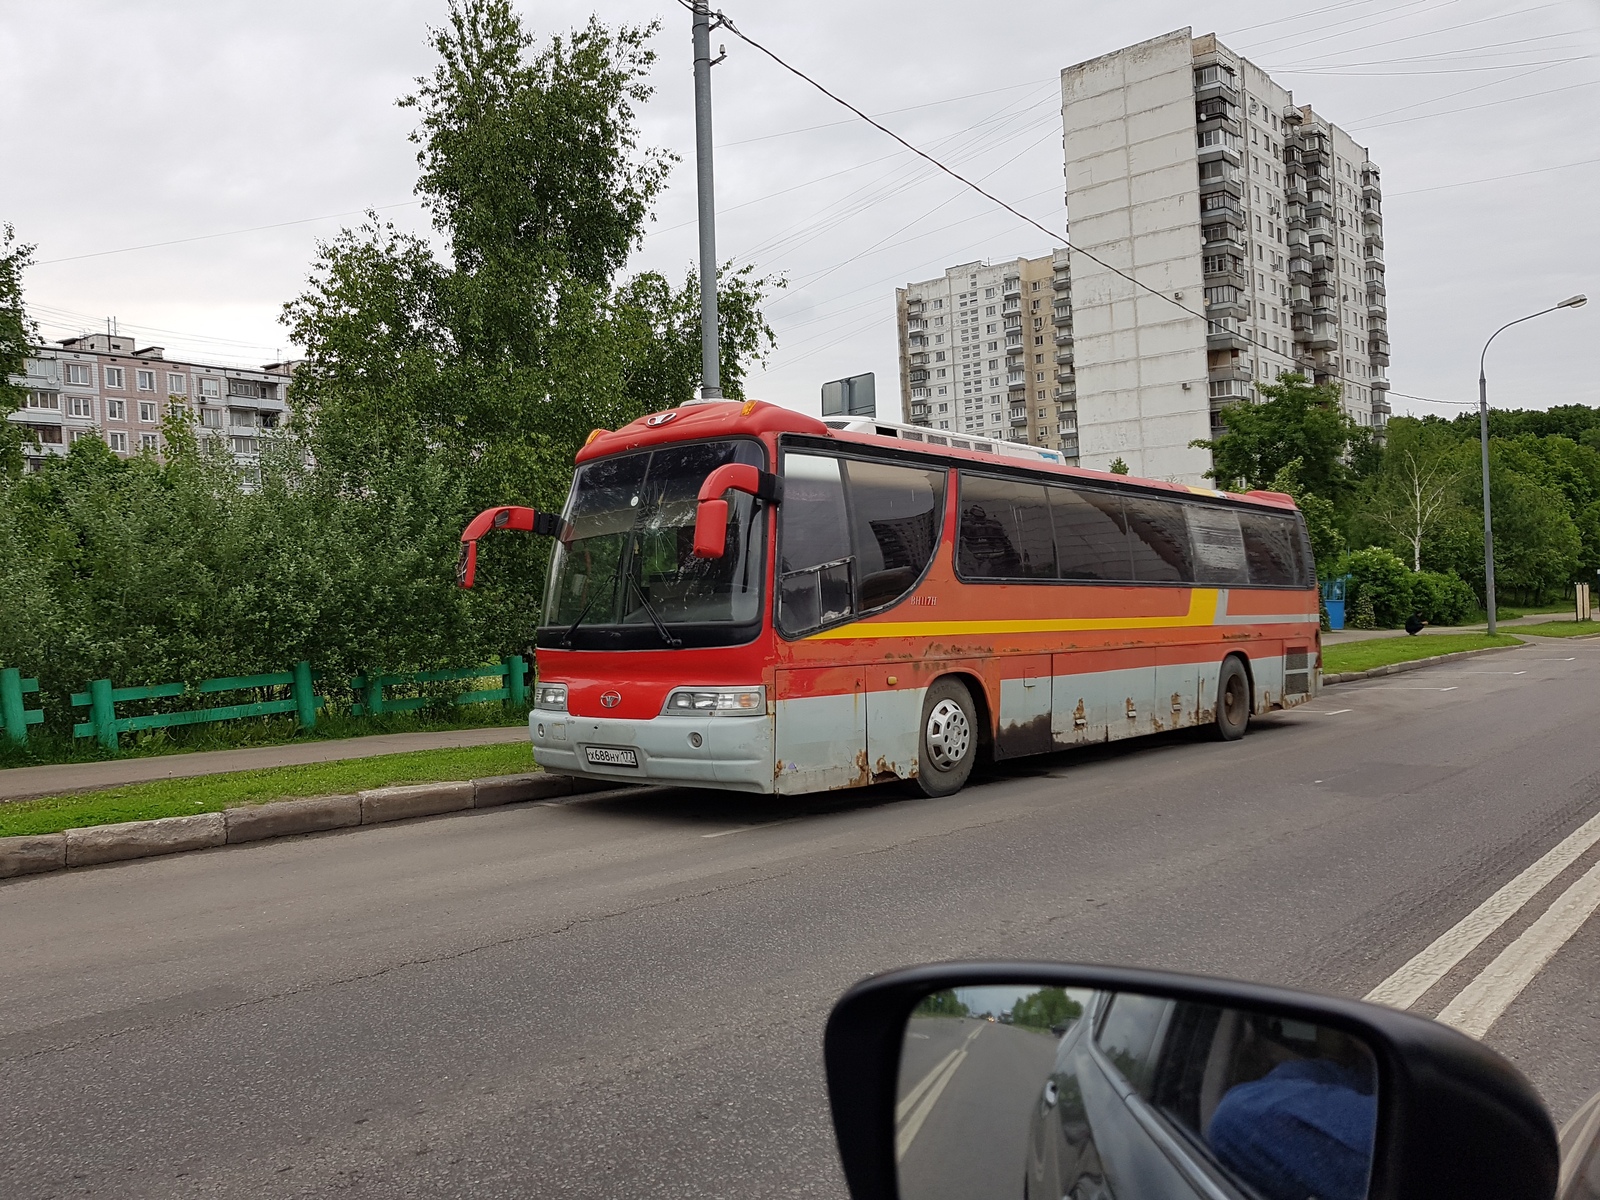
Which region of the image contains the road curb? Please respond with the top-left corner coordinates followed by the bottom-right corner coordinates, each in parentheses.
top-left (1322, 641), bottom-right (1522, 686)
top-left (0, 773), bottom-right (630, 881)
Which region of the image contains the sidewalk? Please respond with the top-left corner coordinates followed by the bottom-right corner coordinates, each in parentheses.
top-left (0, 724), bottom-right (530, 803)
top-left (1322, 612), bottom-right (1574, 645)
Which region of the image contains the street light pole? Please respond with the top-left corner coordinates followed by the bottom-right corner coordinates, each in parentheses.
top-left (691, 1), bottom-right (723, 401)
top-left (1476, 294), bottom-right (1587, 634)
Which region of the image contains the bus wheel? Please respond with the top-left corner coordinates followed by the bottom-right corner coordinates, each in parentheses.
top-left (1214, 657), bottom-right (1251, 741)
top-left (917, 678), bottom-right (977, 797)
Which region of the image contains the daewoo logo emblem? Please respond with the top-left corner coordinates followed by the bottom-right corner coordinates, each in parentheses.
top-left (600, 691), bottom-right (622, 708)
top-left (645, 411), bottom-right (677, 427)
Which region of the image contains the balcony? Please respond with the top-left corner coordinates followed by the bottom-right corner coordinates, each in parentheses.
top-left (1055, 347), bottom-right (1074, 365)
top-left (1285, 176), bottom-right (1307, 203)
top-left (1366, 278), bottom-right (1387, 299)
top-left (909, 369), bottom-right (928, 385)
top-left (1010, 410), bottom-right (1028, 426)
top-left (1053, 273), bottom-right (1071, 291)
top-left (1003, 276), bottom-right (1021, 297)
top-left (1208, 328), bottom-right (1250, 353)
top-left (1364, 239), bottom-right (1384, 263)
top-left (1369, 338), bottom-right (1391, 365)
top-left (1007, 371), bottom-right (1026, 388)
top-left (1202, 228), bottom-right (1246, 254)
top-left (1209, 360), bottom-right (1251, 384)
top-left (1367, 298), bottom-right (1387, 318)
top-left (910, 352), bottom-right (928, 367)
top-left (1005, 334), bottom-right (1023, 349)
top-left (1193, 70), bottom-right (1239, 105)
top-left (1372, 376), bottom-right (1391, 392)
top-left (1200, 199), bottom-right (1246, 228)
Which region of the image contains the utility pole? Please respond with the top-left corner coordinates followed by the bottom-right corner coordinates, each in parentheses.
top-left (691, 1), bottom-right (723, 400)
top-left (1476, 294), bottom-right (1586, 635)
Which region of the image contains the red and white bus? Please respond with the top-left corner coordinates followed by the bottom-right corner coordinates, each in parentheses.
top-left (460, 399), bottom-right (1319, 798)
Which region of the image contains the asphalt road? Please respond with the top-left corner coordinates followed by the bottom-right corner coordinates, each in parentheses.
top-left (896, 1017), bottom-right (1056, 1200)
top-left (2, 636), bottom-right (1598, 1197)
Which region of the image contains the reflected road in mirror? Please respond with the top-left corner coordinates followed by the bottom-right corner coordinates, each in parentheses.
top-left (896, 986), bottom-right (1378, 1200)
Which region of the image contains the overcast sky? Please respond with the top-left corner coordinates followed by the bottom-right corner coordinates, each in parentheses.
top-left (3, 0), bottom-right (1597, 421)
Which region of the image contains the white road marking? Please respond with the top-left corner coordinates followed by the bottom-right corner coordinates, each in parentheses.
top-left (1436, 855), bottom-right (1600, 1039)
top-left (1383, 686), bottom-right (1458, 691)
top-left (1323, 709), bottom-right (1352, 715)
top-left (1366, 809), bottom-right (1600, 1010)
top-left (702, 818), bottom-right (802, 839)
top-left (895, 1025), bottom-right (982, 1160)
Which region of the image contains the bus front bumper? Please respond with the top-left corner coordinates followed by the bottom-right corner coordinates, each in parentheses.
top-left (529, 711), bottom-right (775, 795)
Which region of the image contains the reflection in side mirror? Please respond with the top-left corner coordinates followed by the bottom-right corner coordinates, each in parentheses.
top-left (896, 985), bottom-right (1378, 1200)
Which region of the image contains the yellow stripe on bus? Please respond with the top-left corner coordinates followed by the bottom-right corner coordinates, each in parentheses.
top-left (809, 589), bottom-right (1223, 640)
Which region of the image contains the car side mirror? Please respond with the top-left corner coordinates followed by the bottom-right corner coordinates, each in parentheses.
top-left (691, 464), bottom-right (781, 560)
top-left (824, 962), bottom-right (1558, 1200)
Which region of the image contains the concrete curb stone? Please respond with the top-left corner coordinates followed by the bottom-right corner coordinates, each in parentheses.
top-left (360, 781), bottom-right (475, 824)
top-left (0, 833), bottom-right (66, 877)
top-left (1322, 641), bottom-right (1521, 686)
top-left (225, 794), bottom-right (361, 844)
top-left (64, 812), bottom-right (226, 867)
top-left (472, 773), bottom-right (572, 807)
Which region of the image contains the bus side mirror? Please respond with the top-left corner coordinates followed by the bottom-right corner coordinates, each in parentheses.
top-left (457, 505), bottom-right (561, 588)
top-left (692, 465), bottom-right (782, 560)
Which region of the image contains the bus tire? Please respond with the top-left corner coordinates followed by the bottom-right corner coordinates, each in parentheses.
top-left (1214, 656), bottom-right (1250, 741)
top-left (916, 678), bottom-right (978, 797)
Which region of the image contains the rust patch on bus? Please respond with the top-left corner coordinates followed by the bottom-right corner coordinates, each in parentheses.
top-left (872, 755), bottom-right (901, 784)
top-left (852, 748), bottom-right (872, 787)
top-left (1072, 699), bottom-right (1087, 728)
top-left (997, 712), bottom-right (1052, 760)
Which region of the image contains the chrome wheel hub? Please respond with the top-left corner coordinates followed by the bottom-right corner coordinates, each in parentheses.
top-left (925, 699), bottom-right (971, 772)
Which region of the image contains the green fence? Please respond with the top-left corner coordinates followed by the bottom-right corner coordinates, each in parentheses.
top-left (0, 654), bottom-right (533, 751)
top-left (351, 656), bottom-right (528, 716)
top-left (1, 668), bottom-right (45, 745)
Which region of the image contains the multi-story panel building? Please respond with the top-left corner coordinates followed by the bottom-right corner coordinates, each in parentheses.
top-left (8, 332), bottom-right (294, 473)
top-left (1060, 28), bottom-right (1388, 483)
top-left (895, 250), bottom-right (1078, 460)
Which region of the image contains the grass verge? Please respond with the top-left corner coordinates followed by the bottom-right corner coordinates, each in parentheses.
top-left (0, 704), bottom-right (532, 772)
top-left (1516, 620), bottom-right (1600, 639)
top-left (1322, 632), bottom-right (1521, 676)
top-left (0, 741), bottom-right (536, 839)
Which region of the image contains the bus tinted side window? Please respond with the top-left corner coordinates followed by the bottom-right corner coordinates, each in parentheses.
top-left (778, 454), bottom-right (852, 635)
top-left (1185, 506), bottom-right (1249, 585)
top-left (848, 459), bottom-right (948, 611)
top-left (1051, 486), bottom-right (1132, 581)
top-left (1124, 496), bottom-right (1192, 583)
top-left (1238, 510), bottom-right (1303, 587)
top-left (958, 476), bottom-right (1056, 580)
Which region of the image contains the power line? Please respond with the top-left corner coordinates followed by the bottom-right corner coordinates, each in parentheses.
top-left (1357, 77), bottom-right (1600, 131)
top-left (1274, 55), bottom-right (1596, 77)
top-left (696, 3), bottom-right (1206, 324)
top-left (1388, 391), bottom-right (1474, 406)
top-left (33, 201), bottom-right (423, 266)
top-left (1256, 1), bottom-right (1570, 65)
top-left (717, 78), bottom-right (1051, 148)
top-left (1269, 28), bottom-right (1591, 69)
top-left (1387, 156), bottom-right (1600, 196)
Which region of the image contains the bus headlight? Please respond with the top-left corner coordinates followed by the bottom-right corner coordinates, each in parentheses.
top-left (664, 687), bottom-right (766, 715)
top-left (535, 683), bottom-right (568, 712)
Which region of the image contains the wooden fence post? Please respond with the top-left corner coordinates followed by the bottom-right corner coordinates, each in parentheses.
top-left (292, 660), bottom-right (317, 730)
top-left (363, 671), bottom-right (385, 716)
top-left (506, 655), bottom-right (528, 707)
top-left (1, 668), bottom-right (27, 744)
top-left (90, 678), bottom-right (118, 750)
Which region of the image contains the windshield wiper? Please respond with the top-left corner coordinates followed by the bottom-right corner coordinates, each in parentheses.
top-left (627, 575), bottom-right (683, 648)
top-left (560, 571), bottom-right (616, 647)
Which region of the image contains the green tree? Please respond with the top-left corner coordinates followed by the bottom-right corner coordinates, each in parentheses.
top-left (1268, 458), bottom-right (1343, 575)
top-left (1108, 456), bottom-right (1129, 475)
top-left (1356, 418), bottom-right (1467, 571)
top-left (914, 990), bottom-right (970, 1018)
top-left (1346, 546), bottom-right (1413, 628)
top-left (0, 224), bottom-right (35, 478)
top-left (1193, 373), bottom-right (1356, 498)
top-left (1010, 988), bottom-right (1084, 1032)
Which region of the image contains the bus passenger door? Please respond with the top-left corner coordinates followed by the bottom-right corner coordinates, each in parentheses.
top-left (774, 667), bottom-right (866, 794)
top-left (1052, 650), bottom-right (1156, 746)
top-left (996, 655), bottom-right (1053, 759)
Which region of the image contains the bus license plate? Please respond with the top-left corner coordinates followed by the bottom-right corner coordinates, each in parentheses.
top-left (586, 746), bottom-right (638, 768)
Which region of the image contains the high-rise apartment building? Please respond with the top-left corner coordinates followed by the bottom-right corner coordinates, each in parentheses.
top-left (896, 250), bottom-right (1079, 459)
top-left (1060, 28), bottom-right (1389, 482)
top-left (8, 333), bottom-right (294, 473)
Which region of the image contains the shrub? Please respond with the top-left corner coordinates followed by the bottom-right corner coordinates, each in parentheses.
top-left (1347, 546), bottom-right (1413, 628)
top-left (1410, 571), bottom-right (1478, 626)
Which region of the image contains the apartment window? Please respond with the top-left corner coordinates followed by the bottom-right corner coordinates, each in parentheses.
top-left (67, 395), bottom-right (93, 418)
top-left (105, 398), bottom-right (125, 420)
top-left (107, 432), bottom-right (128, 452)
top-left (167, 373), bottom-right (187, 394)
top-left (138, 401), bottom-right (158, 423)
top-left (230, 436), bottom-right (259, 455)
top-left (104, 366), bottom-right (125, 388)
top-left (1035, 335), bottom-right (1044, 346)
top-left (199, 378), bottom-right (221, 398)
top-left (24, 390), bottom-right (59, 410)
top-left (69, 429), bottom-right (92, 445)
top-left (985, 288), bottom-right (995, 298)
top-left (136, 369), bottom-right (156, 391)
top-left (932, 299), bottom-right (943, 309)
top-left (66, 362), bottom-right (93, 386)
top-left (934, 351), bottom-right (946, 362)
top-left (141, 433), bottom-right (160, 451)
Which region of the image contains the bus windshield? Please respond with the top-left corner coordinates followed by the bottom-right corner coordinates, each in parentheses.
top-left (540, 440), bottom-right (767, 649)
